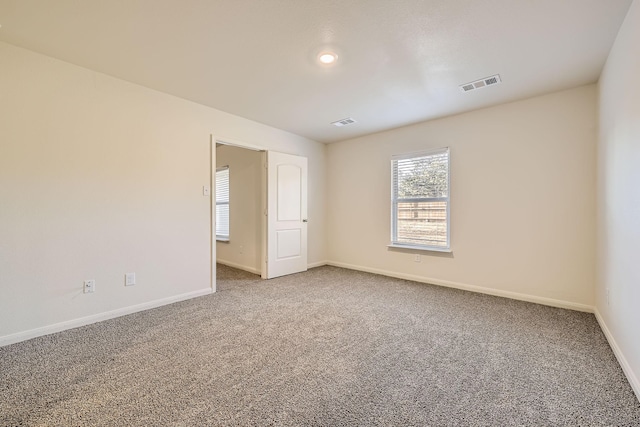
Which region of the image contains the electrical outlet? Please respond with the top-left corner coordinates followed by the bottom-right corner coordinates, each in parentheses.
top-left (125, 273), bottom-right (136, 286)
top-left (414, 254), bottom-right (421, 263)
top-left (606, 288), bottom-right (610, 305)
top-left (84, 279), bottom-right (95, 293)
top-left (239, 245), bottom-right (244, 255)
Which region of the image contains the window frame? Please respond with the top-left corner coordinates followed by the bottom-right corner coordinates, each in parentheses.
top-left (389, 147), bottom-right (451, 253)
top-left (215, 166), bottom-right (230, 242)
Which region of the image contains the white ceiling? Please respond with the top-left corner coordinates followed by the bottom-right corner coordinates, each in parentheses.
top-left (0, 0), bottom-right (633, 143)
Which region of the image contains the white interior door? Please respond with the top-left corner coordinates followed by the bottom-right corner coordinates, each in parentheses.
top-left (266, 151), bottom-right (308, 279)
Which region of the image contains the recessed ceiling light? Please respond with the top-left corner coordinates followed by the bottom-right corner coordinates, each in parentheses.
top-left (318, 52), bottom-right (338, 65)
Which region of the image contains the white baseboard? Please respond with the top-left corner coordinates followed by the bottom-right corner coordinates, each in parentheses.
top-left (326, 260), bottom-right (594, 313)
top-left (0, 288), bottom-right (213, 348)
top-left (594, 308), bottom-right (640, 402)
top-left (216, 259), bottom-right (261, 275)
top-left (215, 259), bottom-right (327, 275)
top-left (308, 260), bottom-right (328, 269)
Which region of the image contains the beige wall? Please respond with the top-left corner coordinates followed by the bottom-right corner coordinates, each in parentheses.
top-left (597, 0), bottom-right (640, 399)
top-left (215, 145), bottom-right (263, 274)
top-left (0, 42), bottom-right (326, 343)
top-left (327, 85), bottom-right (597, 309)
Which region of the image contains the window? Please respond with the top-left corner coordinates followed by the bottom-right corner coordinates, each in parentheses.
top-left (216, 166), bottom-right (230, 241)
top-left (391, 148), bottom-right (450, 251)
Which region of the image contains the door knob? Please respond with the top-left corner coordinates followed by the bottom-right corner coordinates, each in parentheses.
top-left (302, 219), bottom-right (308, 223)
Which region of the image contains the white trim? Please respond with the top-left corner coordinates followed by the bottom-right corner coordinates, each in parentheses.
top-left (594, 308), bottom-right (640, 402)
top-left (325, 260), bottom-right (594, 313)
top-left (215, 136), bottom-right (265, 152)
top-left (391, 146), bottom-right (449, 161)
top-left (0, 288), bottom-right (213, 348)
top-left (216, 259), bottom-right (261, 276)
top-left (308, 260), bottom-right (328, 269)
top-left (210, 135), bottom-right (216, 292)
top-left (387, 243), bottom-right (452, 253)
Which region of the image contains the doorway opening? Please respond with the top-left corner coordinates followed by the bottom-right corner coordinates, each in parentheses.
top-left (211, 136), bottom-right (309, 291)
top-left (214, 141), bottom-right (266, 280)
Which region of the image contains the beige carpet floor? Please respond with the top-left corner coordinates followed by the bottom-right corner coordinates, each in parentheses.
top-left (1, 264), bottom-right (639, 426)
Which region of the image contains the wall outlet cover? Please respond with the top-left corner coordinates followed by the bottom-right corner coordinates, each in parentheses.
top-left (84, 279), bottom-right (95, 293)
top-left (125, 273), bottom-right (136, 286)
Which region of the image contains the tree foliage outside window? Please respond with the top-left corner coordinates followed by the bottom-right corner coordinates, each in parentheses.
top-left (391, 148), bottom-right (450, 250)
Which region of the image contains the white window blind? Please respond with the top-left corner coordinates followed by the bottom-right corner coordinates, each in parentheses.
top-left (391, 148), bottom-right (450, 250)
top-left (216, 166), bottom-right (230, 240)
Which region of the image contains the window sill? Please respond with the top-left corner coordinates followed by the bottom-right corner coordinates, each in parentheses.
top-left (216, 238), bottom-right (230, 243)
top-left (387, 243), bottom-right (452, 254)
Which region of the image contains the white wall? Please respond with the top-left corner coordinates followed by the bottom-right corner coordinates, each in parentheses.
top-left (216, 145), bottom-right (263, 274)
top-left (327, 85), bottom-right (597, 309)
top-left (0, 42), bottom-right (326, 344)
top-left (597, 0), bottom-right (640, 399)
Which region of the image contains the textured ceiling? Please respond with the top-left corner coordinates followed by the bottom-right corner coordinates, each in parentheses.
top-left (0, 0), bottom-right (633, 143)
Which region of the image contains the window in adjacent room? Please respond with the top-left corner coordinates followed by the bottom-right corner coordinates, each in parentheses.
top-left (390, 148), bottom-right (450, 251)
top-left (216, 166), bottom-right (230, 241)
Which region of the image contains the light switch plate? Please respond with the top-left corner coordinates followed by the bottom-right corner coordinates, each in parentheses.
top-left (203, 186), bottom-right (210, 196)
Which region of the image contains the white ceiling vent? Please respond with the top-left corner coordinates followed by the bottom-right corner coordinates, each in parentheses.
top-left (331, 117), bottom-right (357, 127)
top-left (459, 74), bottom-right (502, 93)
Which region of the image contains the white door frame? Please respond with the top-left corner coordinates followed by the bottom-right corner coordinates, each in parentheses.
top-left (210, 136), bottom-right (216, 292)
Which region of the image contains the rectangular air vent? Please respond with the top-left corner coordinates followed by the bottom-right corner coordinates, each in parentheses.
top-left (459, 74), bottom-right (501, 93)
top-left (331, 117), bottom-right (357, 127)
